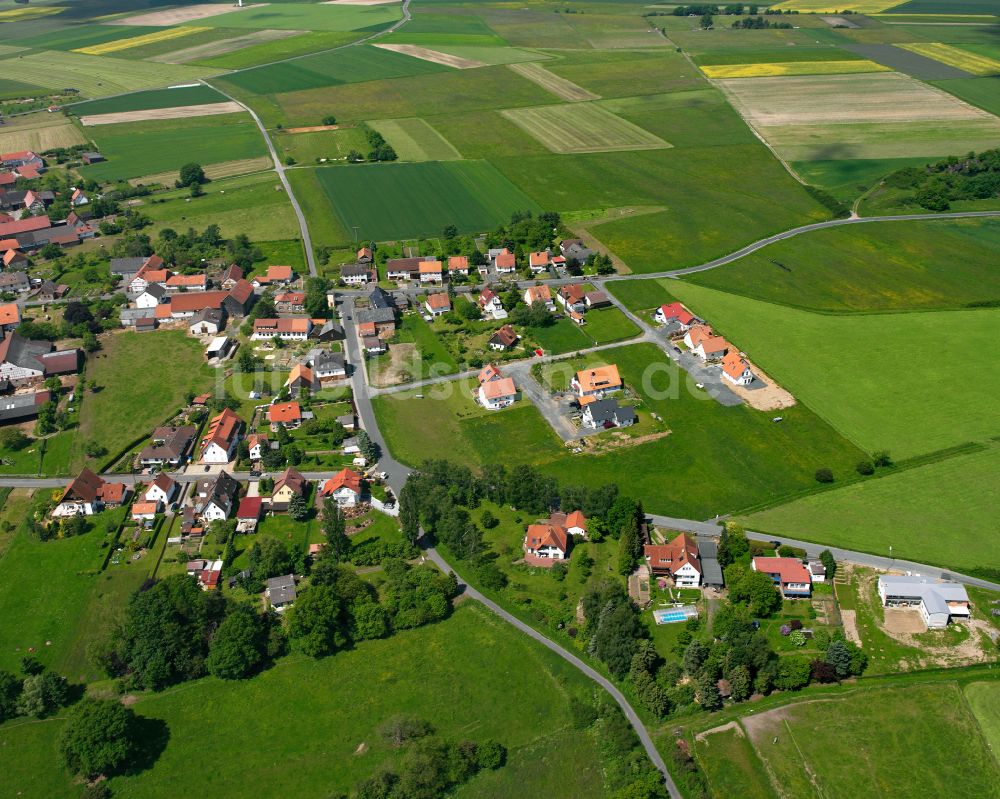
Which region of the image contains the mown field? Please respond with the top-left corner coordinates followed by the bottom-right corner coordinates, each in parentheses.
top-left (501, 102), bottom-right (670, 155)
top-left (70, 83), bottom-right (227, 116)
top-left (742, 442), bottom-right (1000, 573)
top-left (667, 281), bottom-right (1000, 459)
top-left (376, 343), bottom-right (864, 519)
top-left (205, 2), bottom-right (402, 33)
top-left (0, 111), bottom-right (85, 153)
top-left (366, 117), bottom-right (462, 161)
top-left (79, 113), bottom-right (267, 182)
top-left (314, 160), bottom-right (540, 241)
top-left (1, 603), bottom-right (609, 799)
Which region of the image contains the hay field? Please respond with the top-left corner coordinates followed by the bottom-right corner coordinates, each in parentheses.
top-left (108, 3), bottom-right (251, 26)
top-left (0, 112), bottom-right (86, 153)
top-left (900, 42), bottom-right (1000, 74)
top-left (366, 117), bottom-right (462, 161)
top-left (769, 0), bottom-right (902, 10)
top-left (80, 101), bottom-right (244, 126)
top-left (433, 46), bottom-right (550, 66)
top-left (702, 60), bottom-right (890, 78)
top-left (7, 50), bottom-right (221, 97)
top-left (373, 43), bottom-right (483, 69)
top-left (70, 84), bottom-right (227, 116)
top-left (74, 26), bottom-right (208, 55)
top-left (148, 29), bottom-right (303, 64)
top-left (501, 103), bottom-right (669, 154)
top-left (0, 5), bottom-right (64, 22)
top-left (507, 62), bottom-right (599, 102)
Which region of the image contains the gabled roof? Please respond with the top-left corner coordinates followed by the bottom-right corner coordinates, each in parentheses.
top-left (722, 350), bottom-right (750, 380)
top-left (227, 279), bottom-right (254, 305)
top-left (0, 215), bottom-right (50, 237)
top-left (494, 249), bottom-right (515, 268)
top-left (658, 302), bottom-right (694, 325)
top-left (268, 401), bottom-right (301, 424)
top-left (478, 364), bottom-right (503, 384)
top-left (425, 292), bottom-right (450, 310)
top-left (490, 324), bottom-right (518, 347)
top-left (529, 251), bottom-right (549, 267)
top-left (166, 273), bottom-right (206, 288)
top-left (418, 260), bottom-right (442, 274)
top-left (559, 284), bottom-right (586, 304)
top-left (321, 467), bottom-right (362, 496)
top-left (574, 364), bottom-right (621, 394)
top-left (220, 264), bottom-right (243, 283)
top-left (685, 325), bottom-right (713, 347)
top-left (525, 523), bottom-right (568, 553)
top-left (286, 363), bottom-right (315, 387)
top-left (237, 496), bottom-right (262, 520)
top-left (202, 408), bottom-right (241, 451)
top-left (170, 290), bottom-right (229, 313)
top-left (274, 466), bottom-right (307, 497)
top-left (525, 285), bottom-right (551, 304)
top-left (253, 317), bottom-right (311, 334)
top-left (150, 472), bottom-right (176, 494)
top-left (753, 556), bottom-right (810, 584)
top-left (0, 302), bottom-right (21, 326)
top-left (478, 288), bottom-right (498, 306)
top-left (59, 468), bottom-right (104, 504)
top-left (644, 533), bottom-right (701, 574)
top-left (447, 255), bottom-right (468, 271)
top-left (481, 376), bottom-right (516, 400)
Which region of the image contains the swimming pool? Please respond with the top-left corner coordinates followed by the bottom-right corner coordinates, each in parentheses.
top-left (653, 605), bottom-right (699, 625)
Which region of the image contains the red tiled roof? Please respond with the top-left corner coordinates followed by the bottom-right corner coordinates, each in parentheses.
top-left (268, 401), bottom-right (301, 423)
top-left (166, 274), bottom-right (206, 288)
top-left (321, 467), bottom-right (362, 496)
top-left (494, 250), bottom-right (515, 268)
top-left (753, 556), bottom-right (810, 584)
top-left (237, 496), bottom-right (262, 519)
top-left (425, 292), bottom-right (450, 310)
top-left (644, 533), bottom-right (700, 575)
top-left (0, 215), bottom-right (50, 237)
top-left (447, 255), bottom-right (468, 271)
top-left (202, 408), bottom-right (241, 450)
top-left (0, 302), bottom-right (20, 326)
top-left (658, 302), bottom-right (695, 325)
top-left (524, 523), bottom-right (568, 554)
top-left (170, 290), bottom-right (228, 313)
top-left (254, 317), bottom-right (311, 334)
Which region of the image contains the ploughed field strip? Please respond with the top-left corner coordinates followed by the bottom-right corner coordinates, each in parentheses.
top-left (701, 60), bottom-right (890, 78)
top-left (507, 61), bottom-right (600, 102)
top-left (899, 41), bottom-right (1000, 75)
top-left (79, 102), bottom-right (245, 126)
top-left (500, 102), bottom-right (669, 154)
top-left (373, 43), bottom-right (484, 69)
top-left (147, 28), bottom-right (305, 64)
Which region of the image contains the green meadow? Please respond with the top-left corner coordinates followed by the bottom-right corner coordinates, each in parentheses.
top-left (70, 84), bottom-right (228, 116)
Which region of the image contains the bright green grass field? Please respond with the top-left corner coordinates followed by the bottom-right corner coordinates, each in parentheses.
top-left (94, 603), bottom-right (603, 799)
top-left (965, 682), bottom-right (1000, 755)
top-left (79, 114), bottom-right (267, 182)
top-left (932, 76), bottom-right (1000, 117)
top-left (742, 442), bottom-right (1000, 573)
top-left (366, 117), bottom-right (462, 161)
top-left (314, 160), bottom-right (541, 241)
top-left (274, 127), bottom-right (370, 164)
top-left (792, 156), bottom-right (936, 202)
top-left (218, 44), bottom-right (448, 95)
top-left (744, 683), bottom-right (1000, 799)
top-left (286, 167), bottom-right (352, 247)
top-left (695, 726), bottom-right (775, 799)
top-left (381, 11), bottom-right (506, 48)
top-left (70, 84), bottom-right (227, 116)
top-left (191, 30), bottom-right (362, 70)
top-left (74, 331), bottom-right (214, 470)
top-left (530, 309), bottom-right (641, 354)
top-left (376, 344), bottom-right (864, 519)
top-left (501, 102), bottom-right (671, 155)
top-left (667, 281), bottom-right (1000, 459)
top-left (4, 50), bottom-right (221, 98)
top-left (686, 218), bottom-right (1000, 312)
top-left (434, 45), bottom-right (550, 66)
top-left (140, 172), bottom-right (300, 241)
top-left (206, 2), bottom-right (402, 32)
top-left (529, 318), bottom-right (593, 355)
top-left (16, 23), bottom-right (161, 51)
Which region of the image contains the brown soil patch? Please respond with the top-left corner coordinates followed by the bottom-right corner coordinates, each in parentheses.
top-left (695, 720), bottom-right (741, 742)
top-left (325, 0), bottom-right (399, 4)
top-left (373, 43), bottom-right (484, 69)
top-left (79, 102), bottom-right (244, 126)
top-left (839, 609), bottom-right (862, 645)
top-left (883, 607), bottom-right (927, 634)
top-left (110, 3), bottom-right (267, 26)
top-left (286, 124), bottom-right (342, 133)
top-left (727, 360), bottom-right (796, 412)
top-left (585, 429), bottom-right (671, 454)
top-left (370, 342), bottom-right (417, 388)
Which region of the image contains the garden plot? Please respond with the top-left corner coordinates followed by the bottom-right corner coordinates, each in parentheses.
top-left (79, 101), bottom-right (244, 126)
top-left (373, 43), bottom-right (483, 69)
top-left (149, 29), bottom-right (303, 64)
top-left (501, 102), bottom-right (670, 154)
top-left (507, 62), bottom-right (599, 101)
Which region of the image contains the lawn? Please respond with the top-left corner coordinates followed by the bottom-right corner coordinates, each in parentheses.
top-left (581, 307), bottom-right (641, 344)
top-left (604, 278), bottom-right (683, 314)
top-left (74, 331), bottom-right (215, 470)
top-left (741, 443), bottom-right (1000, 575)
top-left (965, 681), bottom-right (1000, 754)
top-left (695, 726), bottom-right (775, 799)
top-left (501, 102), bottom-right (670, 155)
top-left (366, 117), bottom-right (462, 161)
top-left (381, 10), bottom-right (506, 48)
top-left (0, 430), bottom-right (73, 477)
top-left (70, 84), bottom-right (228, 116)
top-left (218, 44), bottom-right (448, 95)
top-left (314, 160), bottom-right (541, 241)
top-left (528, 318), bottom-right (593, 355)
top-left (684, 217), bottom-right (1000, 312)
top-left (79, 114), bottom-right (267, 182)
top-left (742, 682), bottom-right (1000, 798)
top-left (669, 281), bottom-right (1000, 459)
top-left (376, 344), bottom-right (865, 519)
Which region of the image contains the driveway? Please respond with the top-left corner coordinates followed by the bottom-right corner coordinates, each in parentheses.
top-left (506, 361), bottom-right (580, 441)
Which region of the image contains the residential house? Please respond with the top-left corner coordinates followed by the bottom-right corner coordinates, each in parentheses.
top-left (363, 336), bottom-right (387, 355)
top-left (425, 292), bottom-right (450, 317)
top-left (52, 469), bottom-right (129, 517)
top-left (139, 425), bottom-right (196, 468)
top-left (236, 496), bottom-right (262, 533)
top-left (644, 533), bottom-right (702, 587)
top-left (877, 575), bottom-right (971, 629)
top-left (126, 258), bottom-right (169, 293)
top-left (478, 288), bottom-right (507, 320)
top-left (560, 238), bottom-right (593, 264)
top-left (354, 306), bottom-right (396, 335)
top-left (341, 263), bottom-right (375, 286)
top-left (131, 501), bottom-right (159, 522)
top-left (557, 284), bottom-right (587, 314)
top-left (193, 470), bottom-right (240, 522)
top-left (1, 150), bottom-right (43, 170)
top-left (275, 291), bottom-right (305, 314)
top-left (523, 284), bottom-right (555, 311)
top-left (313, 320), bottom-right (345, 342)
top-left (528, 251), bottom-right (550, 274)
top-left (419, 260), bottom-right (443, 284)
top-left (721, 351), bottom-right (754, 386)
top-left (2, 249), bottom-right (28, 270)
top-left (655, 302), bottom-right (695, 330)
top-left (134, 283), bottom-right (168, 309)
top-left (268, 400), bottom-right (302, 429)
top-left (266, 574), bottom-right (297, 612)
top-left (0, 302), bottom-right (21, 334)
top-left (523, 523), bottom-right (569, 566)
top-left (252, 264), bottom-right (294, 287)
top-left (581, 398), bottom-right (636, 429)
top-left (309, 349), bottom-right (346, 381)
top-left (0, 271), bottom-right (30, 293)
top-left (34, 280), bottom-right (67, 303)
top-left (488, 324), bottom-right (519, 351)
top-left (547, 510), bottom-right (588, 537)
top-left (752, 557), bottom-right (812, 598)
top-left (447, 255), bottom-right (469, 277)
top-left (188, 307), bottom-right (226, 336)
top-left (477, 364), bottom-right (517, 410)
top-left (490, 248), bottom-right (516, 274)
top-left (70, 188), bottom-right (88, 207)
top-left (144, 473), bottom-right (178, 506)
top-left (386, 257), bottom-right (427, 282)
top-left (246, 434), bottom-right (270, 462)
top-left (357, 246), bottom-right (373, 264)
top-left (165, 274), bottom-right (207, 292)
top-left (200, 408), bottom-right (242, 464)
top-left (585, 291), bottom-right (610, 309)
top-left (251, 317), bottom-right (312, 341)
top-left (692, 333), bottom-right (729, 363)
top-left (572, 364), bottom-right (622, 400)
top-left (219, 264), bottom-right (243, 290)
top-left (0, 333), bottom-right (79, 384)
top-left (285, 363), bottom-right (318, 395)
top-left (320, 468), bottom-right (363, 506)
top-left (188, 559), bottom-right (223, 591)
top-left (272, 467), bottom-right (308, 511)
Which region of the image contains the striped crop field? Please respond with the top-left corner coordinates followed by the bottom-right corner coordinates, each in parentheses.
top-left (769, 0), bottom-right (901, 10)
top-left (0, 5), bottom-right (64, 21)
top-left (501, 102), bottom-right (670, 154)
top-left (701, 60), bottom-right (891, 79)
top-left (507, 62), bottom-right (599, 102)
top-left (75, 26), bottom-right (209, 56)
top-left (899, 42), bottom-right (1000, 76)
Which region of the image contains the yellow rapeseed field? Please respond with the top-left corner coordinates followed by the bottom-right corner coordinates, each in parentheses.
top-left (74, 26), bottom-right (209, 56)
top-left (0, 5), bottom-right (64, 21)
top-left (701, 60), bottom-right (891, 79)
top-left (899, 42), bottom-right (1000, 76)
top-left (769, 0), bottom-right (900, 11)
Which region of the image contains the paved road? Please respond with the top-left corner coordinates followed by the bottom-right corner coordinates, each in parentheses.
top-left (422, 543), bottom-right (680, 798)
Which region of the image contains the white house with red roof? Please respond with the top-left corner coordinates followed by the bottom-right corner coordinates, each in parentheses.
top-left (478, 288), bottom-right (507, 320)
top-left (752, 556), bottom-right (812, 597)
top-left (144, 473), bottom-right (177, 506)
top-left (320, 468), bottom-right (363, 506)
top-left (654, 302), bottom-right (696, 330)
top-left (644, 533), bottom-right (702, 587)
top-left (523, 523), bottom-right (570, 566)
top-left (528, 251), bottom-right (550, 273)
top-left (200, 408), bottom-right (242, 464)
top-left (721, 351), bottom-right (754, 386)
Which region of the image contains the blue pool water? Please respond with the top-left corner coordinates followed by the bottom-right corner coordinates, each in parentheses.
top-left (653, 605), bottom-right (699, 624)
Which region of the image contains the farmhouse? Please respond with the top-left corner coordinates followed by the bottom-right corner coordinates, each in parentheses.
top-left (752, 557), bottom-right (811, 598)
top-left (523, 523), bottom-right (570, 566)
top-left (721, 351), bottom-right (754, 386)
top-left (557, 284), bottom-right (587, 314)
top-left (0, 332), bottom-right (79, 384)
top-left (219, 264), bottom-right (244, 290)
top-left (355, 306), bottom-right (396, 335)
top-left (655, 302), bottom-right (695, 330)
top-left (425, 292), bottom-right (450, 317)
top-left (644, 533), bottom-right (702, 587)
top-left (488, 324), bottom-right (519, 351)
top-left (320, 467), bottom-right (363, 506)
top-left (192, 471), bottom-right (240, 522)
top-left (139, 425), bottom-right (196, 468)
top-left (131, 264), bottom-right (172, 292)
top-left (268, 401), bottom-right (303, 429)
top-left (144, 473), bottom-right (178, 506)
top-left (386, 256), bottom-right (432, 281)
top-left (272, 466), bottom-right (308, 511)
top-left (251, 317), bottom-right (312, 341)
top-left (2, 249), bottom-right (28, 270)
top-left (0, 271), bottom-right (30, 294)
top-left (1, 150), bottom-right (43, 170)
top-left (581, 397), bottom-right (636, 429)
top-left (135, 283), bottom-right (168, 309)
top-left (572, 364), bottom-right (622, 399)
top-left (524, 284), bottom-right (555, 310)
top-left (478, 288), bottom-right (507, 320)
top-left (341, 263), bottom-right (375, 286)
top-left (189, 308), bottom-right (226, 337)
top-left (110, 254), bottom-right (163, 283)
top-left (52, 469), bottom-right (129, 517)
top-left (275, 291), bottom-right (305, 314)
top-left (166, 274), bottom-right (207, 292)
top-left (877, 575), bottom-right (971, 629)
top-left (200, 408), bottom-right (242, 464)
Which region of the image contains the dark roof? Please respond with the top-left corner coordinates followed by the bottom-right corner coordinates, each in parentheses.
top-left (0, 272), bottom-right (30, 290)
top-left (312, 350), bottom-right (345, 372)
top-left (0, 332), bottom-right (55, 373)
top-left (140, 282), bottom-right (166, 300)
top-left (0, 389), bottom-right (49, 421)
top-left (189, 307), bottom-right (225, 326)
top-left (356, 307), bottom-right (395, 325)
top-left (196, 470), bottom-right (240, 516)
top-left (110, 256), bottom-right (146, 274)
top-left (39, 350), bottom-right (80, 375)
top-left (140, 425), bottom-right (196, 463)
top-left (341, 263), bottom-right (372, 278)
top-left (266, 574), bottom-right (296, 605)
top-left (121, 307), bottom-right (156, 321)
top-left (369, 286), bottom-right (394, 309)
top-left (315, 320), bottom-right (344, 340)
top-left (585, 398), bottom-right (635, 426)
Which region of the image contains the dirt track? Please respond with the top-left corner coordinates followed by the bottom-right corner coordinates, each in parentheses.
top-left (79, 102), bottom-right (244, 126)
top-left (373, 43), bottom-right (483, 69)
top-left (286, 124), bottom-right (342, 133)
